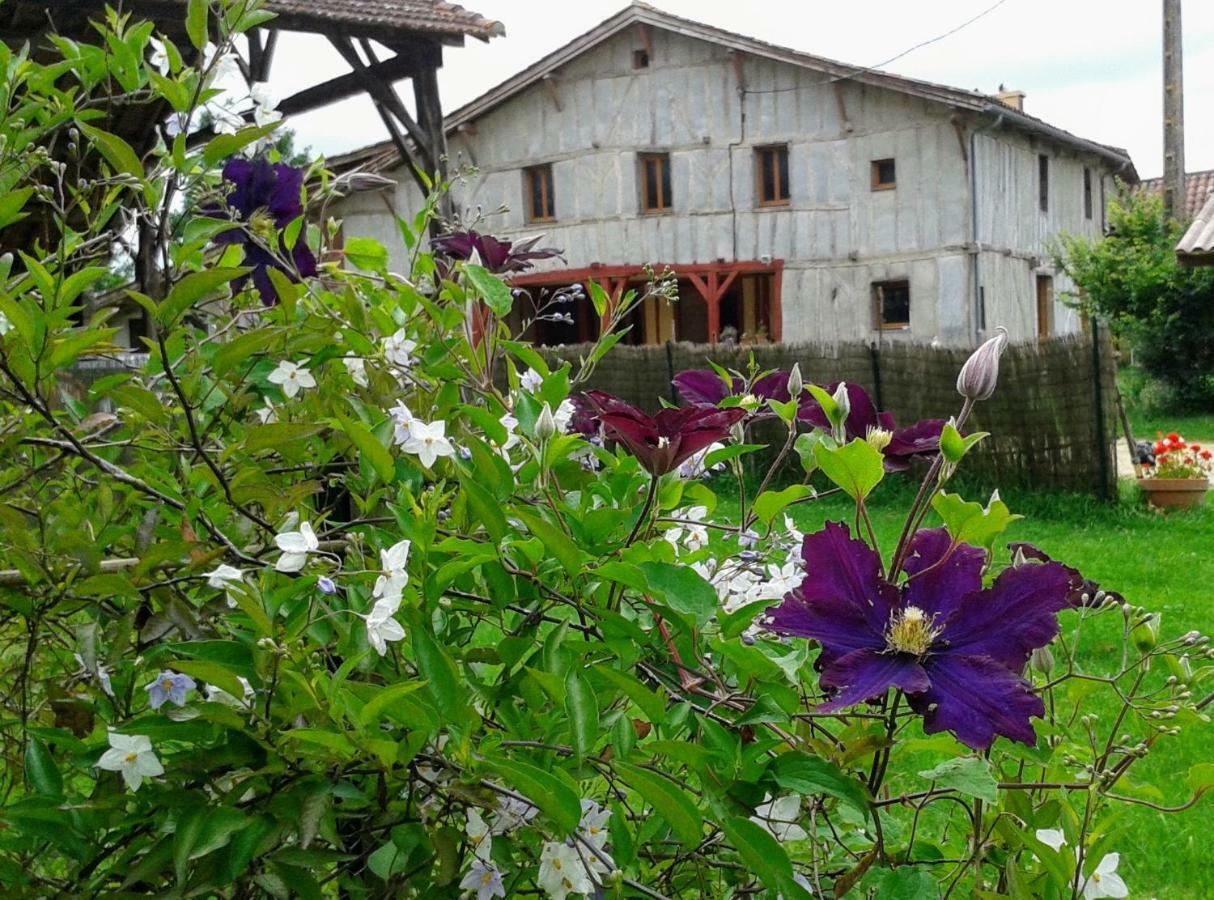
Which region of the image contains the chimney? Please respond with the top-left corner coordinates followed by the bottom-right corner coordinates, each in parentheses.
top-left (994, 85), bottom-right (1025, 112)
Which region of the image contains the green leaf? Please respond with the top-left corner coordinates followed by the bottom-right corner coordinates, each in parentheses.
top-left (459, 477), bottom-right (508, 542)
top-left (615, 762), bottom-right (704, 847)
top-left (344, 237), bottom-right (389, 273)
top-left (0, 187), bottom-right (35, 230)
top-left (244, 423), bottom-right (325, 454)
top-left (639, 561), bottom-right (717, 626)
top-left (589, 666), bottom-right (667, 724)
top-left (411, 626), bottom-right (467, 722)
top-left (918, 757), bottom-right (998, 803)
top-left (211, 329), bottom-right (279, 378)
top-left (169, 659), bottom-right (247, 701)
top-left (513, 508), bottom-right (583, 576)
top-left (357, 681), bottom-right (427, 728)
top-left (203, 124), bottom-right (281, 167)
top-left (930, 492), bottom-right (1021, 550)
top-left (868, 867), bottom-right (942, 899)
top-left (720, 816), bottom-right (810, 899)
top-left (24, 740), bottom-right (62, 798)
top-left (939, 421), bottom-right (989, 464)
top-left (463, 263), bottom-right (514, 316)
top-left (49, 327), bottom-right (119, 367)
top-left (814, 438), bottom-right (885, 501)
top-left (753, 485), bottom-right (813, 526)
top-left (77, 123), bottom-right (144, 179)
top-left (186, 0), bottom-right (209, 49)
top-left (564, 668), bottom-right (599, 760)
top-left (157, 268), bottom-right (250, 326)
top-left (338, 414), bottom-right (395, 483)
top-left (484, 757), bottom-right (581, 834)
top-left (770, 752), bottom-right (871, 819)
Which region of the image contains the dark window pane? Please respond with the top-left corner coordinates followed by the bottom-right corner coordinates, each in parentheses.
top-left (660, 156), bottom-right (672, 209)
top-left (777, 147), bottom-right (790, 199)
top-left (875, 280), bottom-right (910, 327)
top-left (127, 313), bottom-right (147, 347)
top-left (633, 49), bottom-right (649, 69)
top-left (530, 171), bottom-right (543, 219)
top-left (645, 159), bottom-right (659, 210)
top-left (1038, 154), bottom-right (1049, 212)
top-left (761, 151), bottom-right (776, 202)
top-left (1083, 167), bottom-right (1093, 219)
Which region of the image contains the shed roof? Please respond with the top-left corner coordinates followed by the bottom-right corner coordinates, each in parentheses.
top-left (1176, 191), bottom-right (1214, 266)
top-left (1137, 169), bottom-right (1214, 222)
top-left (330, 1), bottom-right (1137, 177)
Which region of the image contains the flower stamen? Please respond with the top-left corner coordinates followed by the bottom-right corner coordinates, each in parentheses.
top-left (885, 605), bottom-right (941, 657)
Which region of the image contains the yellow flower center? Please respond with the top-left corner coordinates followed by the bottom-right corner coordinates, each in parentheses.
top-left (124, 752), bottom-right (139, 764)
top-left (482, 872), bottom-right (494, 886)
top-left (885, 606), bottom-right (940, 657)
top-left (161, 678), bottom-right (175, 690)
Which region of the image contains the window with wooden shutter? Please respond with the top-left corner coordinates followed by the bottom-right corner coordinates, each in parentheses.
top-left (638, 152), bottom-right (672, 213)
top-left (524, 164), bottom-right (555, 223)
top-left (873, 280), bottom-right (911, 330)
top-left (755, 145), bottom-right (790, 205)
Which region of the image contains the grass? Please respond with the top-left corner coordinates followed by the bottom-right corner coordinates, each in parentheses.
top-left (720, 474), bottom-right (1214, 896)
top-left (1117, 366), bottom-right (1214, 440)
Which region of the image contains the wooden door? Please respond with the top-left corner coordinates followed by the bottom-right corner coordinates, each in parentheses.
top-left (1036, 275), bottom-right (1053, 339)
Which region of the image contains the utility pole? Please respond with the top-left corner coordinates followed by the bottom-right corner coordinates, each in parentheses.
top-left (1163, 0), bottom-right (1186, 221)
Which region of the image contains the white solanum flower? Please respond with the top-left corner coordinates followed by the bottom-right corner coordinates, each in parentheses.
top-left (492, 795), bottom-right (538, 833)
top-left (373, 539), bottom-right (411, 605)
top-left (0, 310), bottom-right (10, 335)
top-left (677, 441), bottom-right (725, 479)
top-left (1081, 853), bottom-right (1128, 899)
top-left (389, 401), bottom-right (415, 446)
top-left (364, 599), bottom-right (405, 656)
top-left (383, 330), bottom-right (418, 370)
top-left (267, 360), bottom-right (316, 399)
top-left (756, 556), bottom-right (801, 601)
top-left (96, 732), bottom-right (163, 792)
top-left (344, 355), bottom-right (369, 388)
top-left (519, 368), bottom-right (543, 393)
top-left (751, 793), bottom-right (808, 842)
top-left (275, 520), bottom-right (318, 573)
top-left (148, 36), bottom-right (170, 74)
top-left (205, 676), bottom-right (255, 708)
top-left (1035, 828), bottom-right (1067, 851)
top-left (552, 398), bottom-right (577, 434)
top-left (492, 413), bottom-right (521, 456)
top-left (537, 840), bottom-right (594, 899)
top-left (205, 564), bottom-right (244, 590)
top-left (665, 506), bottom-right (710, 554)
top-left (249, 81), bottom-right (281, 127)
top-left (460, 857), bottom-right (506, 900)
top-left (402, 419), bottom-right (455, 469)
top-left (203, 43), bottom-right (242, 84)
top-left (256, 401), bottom-right (278, 424)
top-left (466, 807), bottom-right (493, 861)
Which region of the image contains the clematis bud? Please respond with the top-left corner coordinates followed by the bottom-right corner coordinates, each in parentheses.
top-left (1030, 646), bottom-right (1054, 675)
top-left (831, 382), bottom-right (851, 422)
top-left (787, 363), bottom-right (803, 398)
top-left (956, 326), bottom-right (1009, 402)
top-left (1131, 613), bottom-right (1160, 652)
top-left (535, 402), bottom-right (557, 440)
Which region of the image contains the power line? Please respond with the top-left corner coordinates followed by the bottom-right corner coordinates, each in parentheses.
top-left (742, 0), bottom-right (1013, 94)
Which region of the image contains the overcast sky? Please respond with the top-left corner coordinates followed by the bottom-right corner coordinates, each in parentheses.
top-left (272, 0), bottom-right (1214, 179)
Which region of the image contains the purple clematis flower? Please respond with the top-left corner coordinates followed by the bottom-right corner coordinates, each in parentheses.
top-left (797, 382), bottom-right (946, 472)
top-left (585, 390), bottom-right (745, 476)
top-left (673, 369), bottom-right (793, 411)
top-left (1008, 543), bottom-right (1123, 609)
top-left (207, 158), bottom-right (317, 304)
top-left (431, 229), bottom-right (563, 276)
top-left (146, 671), bottom-right (197, 710)
top-left (767, 523), bottom-right (1071, 749)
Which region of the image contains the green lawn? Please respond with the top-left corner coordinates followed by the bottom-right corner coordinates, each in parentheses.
top-left (724, 476), bottom-right (1214, 896)
top-left (1117, 366), bottom-right (1214, 441)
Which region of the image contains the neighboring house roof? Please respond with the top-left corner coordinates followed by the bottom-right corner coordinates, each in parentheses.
top-left (1176, 191), bottom-right (1214, 266)
top-left (1, 0), bottom-right (503, 44)
top-left (329, 1), bottom-right (1136, 178)
top-left (1136, 168), bottom-right (1214, 222)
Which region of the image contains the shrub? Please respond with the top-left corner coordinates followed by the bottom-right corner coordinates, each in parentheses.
top-left (0, 4), bottom-right (1210, 898)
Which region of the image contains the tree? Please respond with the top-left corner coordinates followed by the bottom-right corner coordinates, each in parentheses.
top-left (1055, 190), bottom-right (1214, 409)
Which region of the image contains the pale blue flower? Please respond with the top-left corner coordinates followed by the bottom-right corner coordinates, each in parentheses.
top-left (146, 671), bottom-right (196, 709)
top-left (317, 575), bottom-right (337, 595)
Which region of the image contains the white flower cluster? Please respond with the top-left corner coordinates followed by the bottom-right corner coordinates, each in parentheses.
top-left (1035, 830), bottom-right (1128, 899)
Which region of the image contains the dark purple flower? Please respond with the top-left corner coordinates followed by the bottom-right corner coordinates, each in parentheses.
top-left (767, 523), bottom-right (1071, 749)
top-left (430, 229), bottom-right (563, 276)
top-left (672, 369), bottom-right (792, 409)
top-left (585, 390), bottom-right (745, 476)
top-left (798, 382), bottom-right (945, 472)
top-left (1008, 543), bottom-right (1122, 609)
top-left (207, 158), bottom-right (317, 304)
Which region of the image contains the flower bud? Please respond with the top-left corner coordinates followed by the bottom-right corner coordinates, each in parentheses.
top-left (956, 326), bottom-right (1009, 402)
top-left (535, 402), bottom-right (556, 440)
top-left (1030, 645), bottom-right (1054, 675)
top-left (1131, 613), bottom-right (1160, 652)
top-left (831, 382), bottom-right (851, 423)
top-left (865, 426), bottom-right (892, 452)
top-left (787, 363), bottom-right (803, 398)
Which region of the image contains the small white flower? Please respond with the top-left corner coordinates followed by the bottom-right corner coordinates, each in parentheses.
top-left (74, 653), bottom-right (114, 697)
top-left (492, 795), bottom-right (538, 833)
top-left (203, 43), bottom-right (242, 84)
top-left (205, 676), bottom-right (254, 708)
top-left (389, 402), bottom-right (415, 446)
top-left (249, 81), bottom-right (281, 127)
top-left (255, 401), bottom-right (278, 424)
top-left (519, 368), bottom-right (544, 393)
top-left (757, 557), bottom-right (802, 601)
top-left (275, 520), bottom-right (318, 573)
top-left (552, 398), bottom-right (577, 434)
top-left (267, 360), bottom-right (316, 399)
top-left (665, 506), bottom-right (710, 554)
top-left (460, 857), bottom-right (506, 900)
top-left (1035, 828), bottom-right (1067, 851)
top-left (96, 732), bottom-right (163, 792)
top-left (383, 330), bottom-right (417, 370)
top-left (402, 419), bottom-right (455, 469)
top-left (373, 539), bottom-right (411, 605)
top-left (677, 441), bottom-right (726, 479)
top-left (1081, 853), bottom-right (1128, 899)
top-left (364, 600), bottom-right (405, 656)
top-left (493, 413), bottom-right (521, 456)
top-left (148, 36), bottom-right (171, 74)
top-left (205, 564), bottom-right (244, 590)
top-left (0, 310), bottom-right (10, 335)
top-left (344, 355), bottom-right (369, 388)
top-left (466, 808), bottom-right (493, 860)
top-left (537, 840), bottom-right (594, 899)
top-left (751, 793), bottom-right (808, 842)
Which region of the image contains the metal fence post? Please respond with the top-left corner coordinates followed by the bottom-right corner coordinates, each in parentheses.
top-left (665, 340), bottom-right (677, 405)
top-left (1091, 321), bottom-right (1111, 500)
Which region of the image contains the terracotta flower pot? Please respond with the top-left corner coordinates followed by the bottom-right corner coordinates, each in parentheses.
top-left (1139, 477), bottom-right (1209, 510)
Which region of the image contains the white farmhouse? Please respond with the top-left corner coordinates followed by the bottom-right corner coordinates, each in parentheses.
top-left (331, 2), bottom-right (1137, 347)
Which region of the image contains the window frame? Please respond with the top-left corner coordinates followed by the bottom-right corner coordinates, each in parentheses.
top-left (872, 279), bottom-right (911, 331)
top-left (1083, 166), bottom-right (1093, 220)
top-left (1038, 153), bottom-right (1050, 213)
top-left (638, 152), bottom-right (673, 214)
top-left (871, 158), bottom-right (897, 191)
top-left (754, 144), bottom-right (791, 207)
top-left (523, 163), bottom-right (555, 223)
top-left (632, 48), bottom-right (650, 69)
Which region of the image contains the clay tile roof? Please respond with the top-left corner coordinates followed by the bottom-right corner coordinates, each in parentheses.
top-left (257, 0), bottom-right (503, 41)
top-left (1136, 169), bottom-right (1214, 222)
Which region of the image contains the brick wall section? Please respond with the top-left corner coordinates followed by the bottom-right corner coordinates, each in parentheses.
top-left (540, 334), bottom-right (1118, 495)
